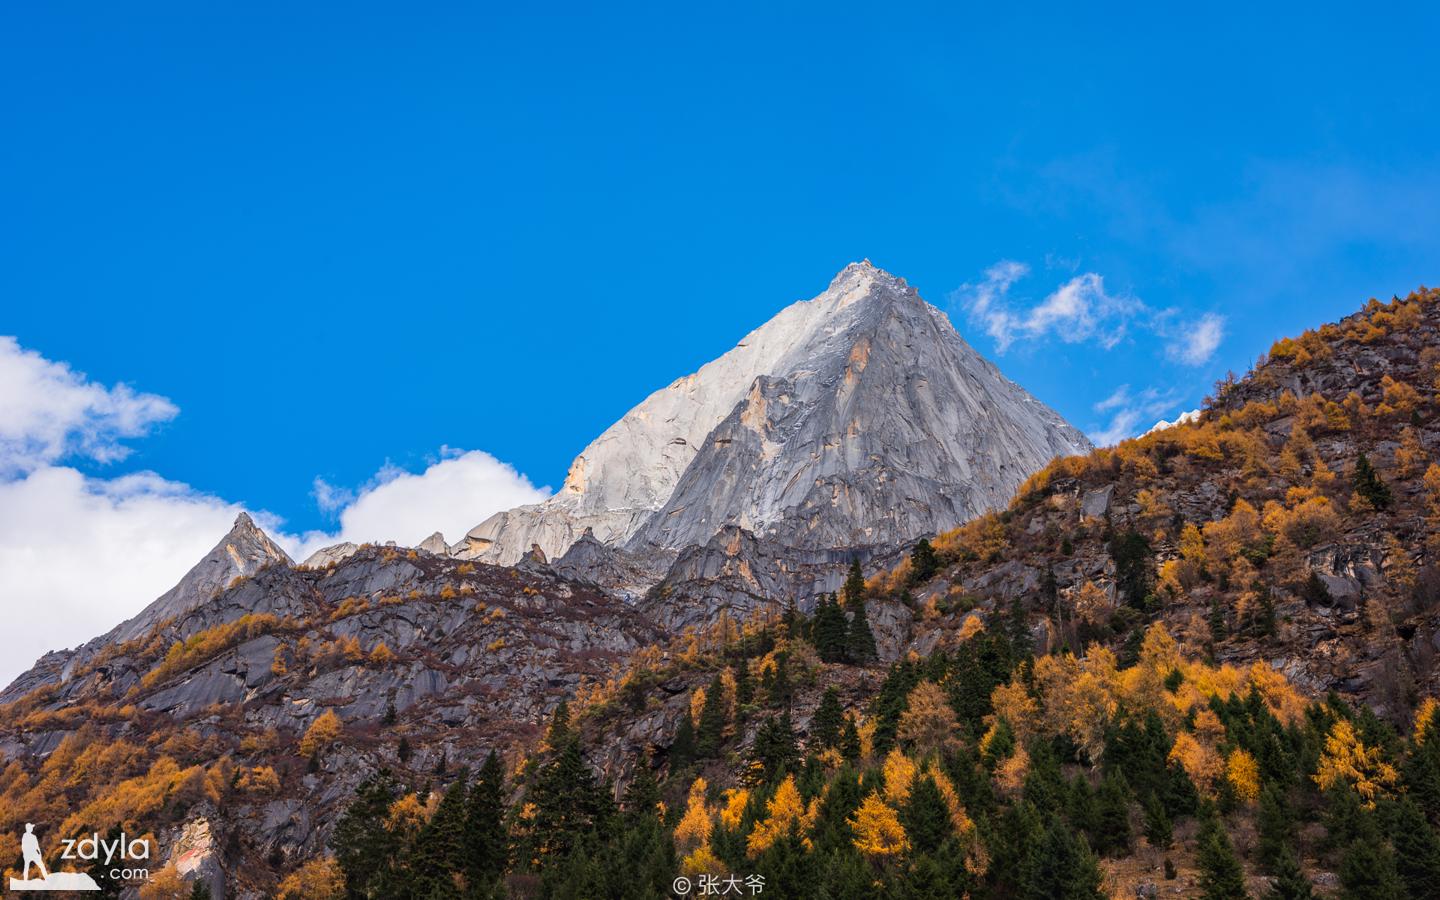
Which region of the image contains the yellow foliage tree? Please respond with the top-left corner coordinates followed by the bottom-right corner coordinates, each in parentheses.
top-left (1415, 698), bottom-right (1439, 745)
top-left (746, 776), bottom-right (815, 856)
top-left (276, 856), bottom-right (345, 900)
top-left (1226, 749), bottom-right (1260, 804)
top-left (680, 843), bottom-right (727, 877)
top-left (882, 748), bottom-right (917, 805)
top-left (720, 788), bottom-right (750, 830)
top-left (849, 790), bottom-right (909, 859)
top-left (138, 866), bottom-right (188, 900)
top-left (1169, 731), bottom-right (1223, 796)
top-left (1315, 719), bottom-right (1398, 808)
top-left (897, 681), bottom-right (957, 754)
top-left (994, 746), bottom-right (1030, 796)
top-left (674, 778), bottom-right (713, 851)
top-left (299, 710), bottom-right (344, 757)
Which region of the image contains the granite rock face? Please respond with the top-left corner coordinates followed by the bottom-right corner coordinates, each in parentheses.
top-left (457, 262), bottom-right (1091, 566)
top-left (114, 512), bottom-right (293, 644)
top-left (301, 542), bottom-right (360, 569)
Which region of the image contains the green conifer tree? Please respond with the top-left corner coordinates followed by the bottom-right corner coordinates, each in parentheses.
top-left (410, 778), bottom-right (469, 897)
top-left (1353, 452), bottom-right (1392, 510)
top-left (751, 712), bottom-right (799, 781)
top-left (732, 658), bottom-right (753, 709)
top-left (464, 751), bottom-right (507, 888)
top-left (810, 687), bottom-right (844, 750)
top-left (842, 559), bottom-right (865, 606)
top-left (839, 713), bottom-right (862, 763)
top-left (813, 595), bottom-right (848, 663)
top-left (1265, 845), bottom-right (1315, 900)
top-left (1257, 783), bottom-right (1296, 873)
top-left (332, 770), bottom-right (399, 897)
top-left (902, 775), bottom-right (952, 855)
top-left (670, 711), bottom-right (696, 768)
top-left (696, 674), bottom-right (728, 758)
top-left (1196, 809), bottom-right (1250, 900)
top-left (1142, 792), bottom-right (1173, 850)
top-left (910, 538), bottom-right (939, 583)
top-left (1338, 830), bottom-right (1405, 900)
top-left (1028, 814), bottom-right (1106, 900)
top-left (1390, 797), bottom-right (1440, 900)
top-left (1092, 772), bottom-right (1133, 857)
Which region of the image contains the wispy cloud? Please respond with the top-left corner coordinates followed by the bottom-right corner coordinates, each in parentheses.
top-left (1088, 384), bottom-right (1183, 446)
top-left (1164, 312), bottom-right (1225, 366)
top-left (951, 264), bottom-right (1224, 365)
top-left (0, 336), bottom-right (178, 477)
top-left (311, 477), bottom-right (354, 514)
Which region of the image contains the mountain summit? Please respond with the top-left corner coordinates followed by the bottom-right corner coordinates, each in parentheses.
top-left (457, 261), bottom-right (1091, 564)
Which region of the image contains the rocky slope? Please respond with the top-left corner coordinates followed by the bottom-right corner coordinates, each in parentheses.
top-left (0, 513), bottom-right (292, 703)
top-left (455, 261), bottom-right (1091, 566)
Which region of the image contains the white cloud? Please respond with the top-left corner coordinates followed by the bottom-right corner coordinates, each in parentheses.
top-left (0, 338), bottom-right (548, 687)
top-left (0, 336), bottom-right (177, 477)
top-left (0, 466), bottom-right (245, 687)
top-left (287, 450), bottom-right (549, 561)
top-left (311, 477), bottom-right (354, 514)
top-left (1165, 312), bottom-right (1225, 366)
top-left (952, 264), bottom-right (1224, 364)
top-left (1088, 384), bottom-right (1183, 446)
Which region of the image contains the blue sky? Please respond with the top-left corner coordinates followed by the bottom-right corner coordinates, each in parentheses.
top-left (3, 3), bottom-right (1440, 671)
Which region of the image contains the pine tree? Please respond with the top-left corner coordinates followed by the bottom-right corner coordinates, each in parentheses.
top-left (696, 674), bottom-right (728, 758)
top-left (813, 595), bottom-right (848, 662)
top-left (810, 687), bottom-right (844, 750)
top-left (410, 777), bottom-right (468, 897)
top-left (1403, 729), bottom-right (1440, 824)
top-left (1142, 792), bottom-right (1173, 850)
top-left (1265, 845), bottom-right (1315, 900)
top-left (839, 713), bottom-right (862, 763)
top-left (846, 605), bottom-right (877, 666)
top-left (621, 761), bottom-right (661, 824)
top-left (767, 650), bottom-right (794, 707)
top-left (1028, 814), bottom-right (1106, 900)
top-left (902, 775), bottom-right (952, 855)
top-left (842, 559), bottom-right (865, 606)
top-left (732, 658), bottom-right (754, 709)
top-left (1196, 809), bottom-right (1250, 900)
top-left (332, 770), bottom-right (399, 897)
top-left (752, 712), bottom-right (799, 781)
top-left (1338, 830), bottom-right (1405, 900)
top-left (1209, 597), bottom-right (1229, 642)
top-left (188, 883), bottom-right (212, 900)
top-left (814, 847), bottom-right (872, 900)
top-left (1390, 797), bottom-right (1440, 900)
top-left (1353, 453), bottom-right (1393, 511)
top-left (545, 700), bottom-right (572, 748)
top-left (1257, 783), bottom-right (1296, 873)
top-left (1067, 775), bottom-right (1097, 839)
top-left (670, 711), bottom-right (696, 768)
top-left (1092, 772), bottom-right (1133, 857)
top-left (524, 725), bottom-right (612, 867)
top-left (910, 538), bottom-right (939, 583)
top-left (464, 751), bottom-right (507, 888)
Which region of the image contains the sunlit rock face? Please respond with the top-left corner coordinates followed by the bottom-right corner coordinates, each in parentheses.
top-left (457, 261), bottom-right (1091, 566)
